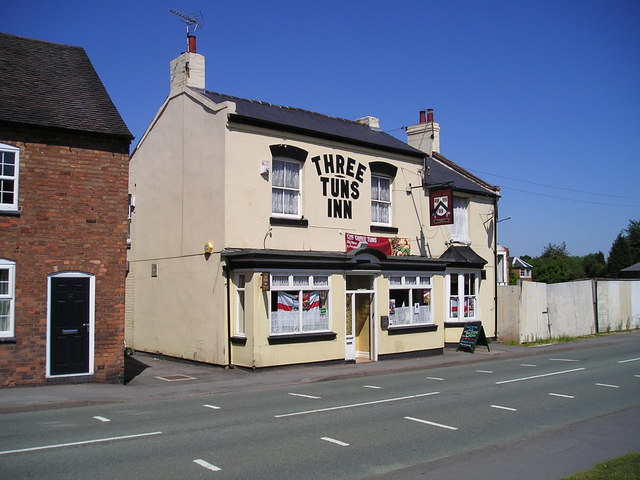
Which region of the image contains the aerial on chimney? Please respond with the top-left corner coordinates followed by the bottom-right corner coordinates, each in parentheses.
top-left (169, 9), bottom-right (204, 52)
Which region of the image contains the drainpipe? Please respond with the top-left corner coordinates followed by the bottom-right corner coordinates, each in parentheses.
top-left (225, 268), bottom-right (233, 368)
top-left (593, 279), bottom-right (599, 333)
top-left (493, 198), bottom-right (499, 339)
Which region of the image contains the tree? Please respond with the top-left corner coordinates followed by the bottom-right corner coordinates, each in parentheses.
top-left (625, 220), bottom-right (640, 264)
top-left (606, 233), bottom-right (633, 278)
top-left (531, 256), bottom-right (570, 283)
top-left (583, 252), bottom-right (606, 278)
top-left (540, 242), bottom-right (569, 259)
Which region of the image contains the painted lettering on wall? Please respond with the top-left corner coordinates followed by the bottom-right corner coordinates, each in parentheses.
top-left (311, 154), bottom-right (367, 219)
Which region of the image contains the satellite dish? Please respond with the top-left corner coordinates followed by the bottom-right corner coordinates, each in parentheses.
top-left (169, 9), bottom-right (204, 34)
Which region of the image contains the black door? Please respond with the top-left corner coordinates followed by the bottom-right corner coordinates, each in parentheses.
top-left (50, 276), bottom-right (90, 375)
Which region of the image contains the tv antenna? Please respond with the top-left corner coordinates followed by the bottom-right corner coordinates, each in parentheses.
top-left (169, 9), bottom-right (204, 35)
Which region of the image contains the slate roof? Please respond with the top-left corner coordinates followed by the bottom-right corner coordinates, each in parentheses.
top-left (439, 245), bottom-right (488, 266)
top-left (0, 33), bottom-right (132, 138)
top-left (201, 90), bottom-right (424, 158)
top-left (200, 90), bottom-right (499, 197)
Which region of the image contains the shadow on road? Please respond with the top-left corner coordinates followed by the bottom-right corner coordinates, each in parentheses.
top-left (124, 355), bottom-right (150, 384)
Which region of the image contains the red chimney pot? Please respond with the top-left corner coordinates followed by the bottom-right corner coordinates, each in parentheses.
top-left (187, 35), bottom-right (197, 53)
top-left (419, 110), bottom-right (426, 124)
top-left (427, 109), bottom-right (434, 123)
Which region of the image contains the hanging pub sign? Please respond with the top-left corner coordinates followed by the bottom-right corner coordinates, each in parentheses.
top-left (429, 188), bottom-right (453, 226)
top-left (345, 233), bottom-right (411, 256)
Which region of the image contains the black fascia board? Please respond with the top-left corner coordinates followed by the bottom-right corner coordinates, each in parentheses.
top-left (228, 114), bottom-right (425, 160)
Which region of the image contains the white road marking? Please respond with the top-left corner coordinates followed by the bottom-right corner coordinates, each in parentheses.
top-left (496, 367), bottom-right (585, 385)
top-left (520, 364), bottom-right (537, 367)
top-left (203, 404), bottom-right (221, 410)
top-left (288, 393), bottom-right (321, 399)
top-left (194, 459), bottom-right (221, 472)
top-left (404, 416), bottom-right (458, 430)
top-left (426, 377), bottom-right (444, 381)
top-left (93, 416), bottom-right (110, 422)
top-left (363, 385), bottom-right (382, 389)
top-left (491, 405), bottom-right (517, 411)
top-left (476, 370), bottom-right (494, 374)
top-left (549, 393), bottom-right (575, 399)
top-left (0, 431), bottom-right (162, 456)
top-left (635, 375), bottom-right (640, 378)
top-left (549, 358), bottom-right (580, 362)
top-left (321, 437), bottom-right (349, 447)
top-left (595, 383), bottom-right (620, 388)
top-left (618, 357), bottom-right (640, 364)
top-left (275, 392), bottom-right (440, 418)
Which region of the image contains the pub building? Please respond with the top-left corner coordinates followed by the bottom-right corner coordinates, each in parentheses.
top-left (126, 36), bottom-right (501, 368)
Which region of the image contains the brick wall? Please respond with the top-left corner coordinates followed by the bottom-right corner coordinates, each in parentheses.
top-left (0, 124), bottom-right (130, 386)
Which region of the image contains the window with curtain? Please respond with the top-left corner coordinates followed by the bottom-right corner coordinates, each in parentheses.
top-left (0, 143), bottom-right (20, 212)
top-left (451, 196), bottom-right (469, 243)
top-left (270, 274), bottom-right (330, 334)
top-left (388, 275), bottom-right (432, 327)
top-left (448, 272), bottom-right (478, 321)
top-left (272, 158), bottom-right (301, 217)
top-left (371, 175), bottom-right (391, 225)
top-left (0, 259), bottom-right (16, 337)
top-left (235, 274), bottom-right (246, 337)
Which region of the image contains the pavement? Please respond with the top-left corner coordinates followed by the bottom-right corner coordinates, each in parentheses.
top-left (2, 331), bottom-right (639, 480)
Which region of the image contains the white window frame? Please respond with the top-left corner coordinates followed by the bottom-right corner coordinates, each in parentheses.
top-left (371, 174), bottom-right (392, 226)
top-left (0, 143), bottom-right (20, 213)
top-left (447, 271), bottom-right (479, 322)
top-left (0, 259), bottom-right (16, 338)
top-left (387, 274), bottom-right (432, 327)
top-left (269, 273), bottom-right (331, 335)
top-left (451, 196), bottom-right (470, 244)
top-left (271, 157), bottom-right (302, 218)
top-left (235, 273), bottom-right (246, 337)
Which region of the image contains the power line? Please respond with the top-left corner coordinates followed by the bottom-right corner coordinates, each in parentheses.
top-left (501, 185), bottom-right (640, 208)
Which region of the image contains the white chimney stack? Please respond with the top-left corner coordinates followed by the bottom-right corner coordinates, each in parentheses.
top-left (406, 109), bottom-right (440, 154)
top-left (170, 35), bottom-right (205, 93)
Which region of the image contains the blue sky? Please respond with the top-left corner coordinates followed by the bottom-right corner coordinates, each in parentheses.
top-left (4, 0), bottom-right (639, 258)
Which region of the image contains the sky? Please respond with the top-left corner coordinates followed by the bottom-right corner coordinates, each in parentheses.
top-left (3, 0), bottom-right (639, 258)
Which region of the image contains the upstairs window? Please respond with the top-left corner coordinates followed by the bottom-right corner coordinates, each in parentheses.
top-left (0, 143), bottom-right (19, 212)
top-left (451, 196), bottom-right (469, 243)
top-left (0, 259), bottom-right (16, 338)
top-left (371, 175), bottom-right (391, 225)
top-left (272, 157), bottom-right (301, 217)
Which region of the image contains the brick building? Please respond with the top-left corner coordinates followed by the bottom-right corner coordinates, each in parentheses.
top-left (0, 33), bottom-right (132, 386)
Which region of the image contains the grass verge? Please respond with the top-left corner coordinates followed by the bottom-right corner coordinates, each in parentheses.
top-left (560, 453), bottom-right (640, 479)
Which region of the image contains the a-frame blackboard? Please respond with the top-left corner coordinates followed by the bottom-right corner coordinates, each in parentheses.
top-left (457, 323), bottom-right (490, 353)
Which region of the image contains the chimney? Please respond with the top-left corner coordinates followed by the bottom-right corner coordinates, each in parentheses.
top-left (170, 35), bottom-right (205, 93)
top-left (355, 116), bottom-right (381, 130)
top-left (406, 109), bottom-right (440, 154)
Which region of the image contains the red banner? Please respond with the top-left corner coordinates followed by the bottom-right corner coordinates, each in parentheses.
top-left (429, 188), bottom-right (453, 226)
top-left (345, 233), bottom-right (410, 256)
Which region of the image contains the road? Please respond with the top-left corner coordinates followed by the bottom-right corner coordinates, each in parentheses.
top-left (1, 339), bottom-right (639, 479)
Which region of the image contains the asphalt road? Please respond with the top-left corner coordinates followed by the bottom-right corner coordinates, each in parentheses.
top-left (1, 340), bottom-right (639, 479)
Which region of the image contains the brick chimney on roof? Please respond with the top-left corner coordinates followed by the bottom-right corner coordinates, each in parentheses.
top-left (170, 35), bottom-right (205, 93)
top-left (406, 108), bottom-right (440, 154)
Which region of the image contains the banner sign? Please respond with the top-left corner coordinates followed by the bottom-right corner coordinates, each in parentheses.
top-left (345, 233), bottom-right (410, 256)
top-left (429, 188), bottom-right (453, 226)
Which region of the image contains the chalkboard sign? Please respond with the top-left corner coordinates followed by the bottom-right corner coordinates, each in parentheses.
top-left (457, 323), bottom-right (490, 353)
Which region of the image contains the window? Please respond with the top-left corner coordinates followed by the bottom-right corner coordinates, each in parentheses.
top-left (0, 143), bottom-right (19, 212)
top-left (451, 196), bottom-right (469, 243)
top-left (388, 275), bottom-right (432, 327)
top-left (448, 272), bottom-right (478, 321)
top-left (371, 175), bottom-right (391, 225)
top-left (270, 274), bottom-right (330, 334)
top-left (235, 274), bottom-right (246, 336)
top-left (272, 158), bottom-right (301, 217)
top-left (0, 259), bottom-right (16, 338)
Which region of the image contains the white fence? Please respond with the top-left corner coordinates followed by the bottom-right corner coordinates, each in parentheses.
top-left (497, 279), bottom-right (640, 343)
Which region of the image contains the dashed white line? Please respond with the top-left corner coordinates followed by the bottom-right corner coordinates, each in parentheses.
top-left (93, 416), bottom-right (110, 422)
top-left (595, 383), bottom-right (620, 388)
top-left (363, 385), bottom-right (382, 389)
top-left (635, 375), bottom-right (640, 378)
top-left (618, 357), bottom-right (640, 364)
top-left (549, 393), bottom-right (575, 399)
top-left (321, 437), bottom-right (349, 447)
top-left (203, 404), bottom-right (221, 410)
top-left (275, 392), bottom-right (440, 418)
top-left (288, 393), bottom-right (321, 399)
top-left (520, 364), bottom-right (537, 367)
top-left (0, 431), bottom-right (163, 456)
top-left (427, 377), bottom-right (444, 381)
top-left (549, 358), bottom-right (580, 362)
top-left (476, 370), bottom-right (494, 374)
top-left (491, 405), bottom-right (517, 411)
top-left (496, 367), bottom-right (585, 385)
top-left (404, 416), bottom-right (458, 430)
top-left (194, 459), bottom-right (221, 472)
